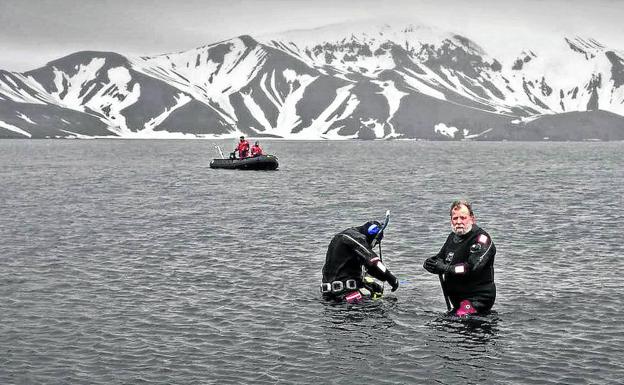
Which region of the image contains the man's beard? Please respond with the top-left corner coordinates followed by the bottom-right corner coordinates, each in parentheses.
top-left (452, 223), bottom-right (473, 235)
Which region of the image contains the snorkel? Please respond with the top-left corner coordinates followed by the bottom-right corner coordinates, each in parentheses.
top-left (368, 210), bottom-right (391, 296)
top-left (370, 210), bottom-right (390, 250)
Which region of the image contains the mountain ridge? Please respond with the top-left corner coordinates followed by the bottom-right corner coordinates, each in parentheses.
top-left (1, 22), bottom-right (623, 140)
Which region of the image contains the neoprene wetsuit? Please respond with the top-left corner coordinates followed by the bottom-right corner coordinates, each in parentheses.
top-left (425, 225), bottom-right (496, 313)
top-left (322, 223), bottom-right (398, 301)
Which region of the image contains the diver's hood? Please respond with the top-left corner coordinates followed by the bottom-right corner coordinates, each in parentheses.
top-left (359, 220), bottom-right (383, 245)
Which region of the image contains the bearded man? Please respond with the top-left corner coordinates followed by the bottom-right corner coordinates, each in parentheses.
top-left (423, 200), bottom-right (496, 316)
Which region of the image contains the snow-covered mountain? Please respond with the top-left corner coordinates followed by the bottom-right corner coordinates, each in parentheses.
top-left (1, 22), bottom-right (623, 140)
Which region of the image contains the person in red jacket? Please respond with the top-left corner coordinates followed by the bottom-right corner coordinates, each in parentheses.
top-left (250, 141), bottom-right (264, 157)
top-left (234, 136), bottom-right (250, 158)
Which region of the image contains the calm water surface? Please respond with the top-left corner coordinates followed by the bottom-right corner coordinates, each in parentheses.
top-left (1, 139), bottom-right (623, 384)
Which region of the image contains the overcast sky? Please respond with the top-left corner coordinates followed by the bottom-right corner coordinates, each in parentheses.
top-left (1, 0), bottom-right (623, 71)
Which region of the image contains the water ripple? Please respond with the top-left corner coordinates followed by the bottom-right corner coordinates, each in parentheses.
top-left (2, 140), bottom-right (624, 384)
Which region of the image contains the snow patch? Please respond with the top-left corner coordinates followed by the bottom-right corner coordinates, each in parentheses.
top-left (17, 112), bottom-right (36, 124)
top-left (143, 92), bottom-right (192, 130)
top-left (51, 57), bottom-right (107, 108)
top-left (107, 66), bottom-right (132, 84)
top-left (273, 70), bottom-right (317, 137)
top-left (373, 80), bottom-right (408, 117)
top-left (373, 79), bottom-right (408, 137)
top-left (0, 120), bottom-right (31, 137)
top-left (108, 129), bottom-right (199, 139)
top-left (434, 123), bottom-right (458, 138)
top-left (361, 118), bottom-right (385, 138)
top-left (295, 84), bottom-right (358, 139)
top-left (88, 66), bottom-right (141, 132)
top-left (464, 128), bottom-right (493, 139)
top-left (511, 115), bottom-right (542, 124)
top-left (0, 75), bottom-right (48, 104)
top-left (400, 68), bottom-right (446, 100)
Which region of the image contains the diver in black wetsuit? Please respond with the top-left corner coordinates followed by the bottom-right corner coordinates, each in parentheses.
top-left (321, 220), bottom-right (399, 303)
top-left (424, 200), bottom-right (496, 316)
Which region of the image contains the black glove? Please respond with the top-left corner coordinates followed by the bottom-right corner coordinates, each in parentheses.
top-left (423, 258), bottom-right (449, 274)
top-left (387, 271), bottom-right (399, 292)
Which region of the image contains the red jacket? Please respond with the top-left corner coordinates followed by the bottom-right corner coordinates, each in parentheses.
top-left (250, 145), bottom-right (264, 157)
top-left (236, 140), bottom-right (250, 157)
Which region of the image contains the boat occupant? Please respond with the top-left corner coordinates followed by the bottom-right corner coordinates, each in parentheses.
top-left (234, 136), bottom-right (250, 158)
top-left (321, 220), bottom-right (399, 303)
top-left (250, 141), bottom-right (265, 157)
top-left (423, 200), bottom-right (496, 316)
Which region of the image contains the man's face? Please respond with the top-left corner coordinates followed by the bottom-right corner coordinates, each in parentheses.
top-left (450, 205), bottom-right (474, 235)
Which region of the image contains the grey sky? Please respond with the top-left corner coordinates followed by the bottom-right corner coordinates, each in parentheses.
top-left (1, 0), bottom-right (623, 71)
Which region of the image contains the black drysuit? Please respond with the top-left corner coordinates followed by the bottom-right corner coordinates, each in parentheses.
top-left (425, 225), bottom-right (496, 313)
top-left (322, 223), bottom-right (397, 299)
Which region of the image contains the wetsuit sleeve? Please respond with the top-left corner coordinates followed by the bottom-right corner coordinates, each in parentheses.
top-left (337, 233), bottom-right (396, 283)
top-left (466, 233), bottom-right (496, 274)
top-left (336, 233), bottom-right (378, 263)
